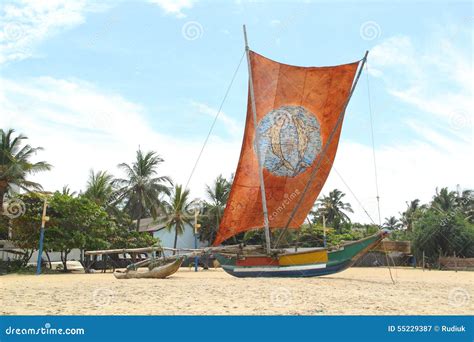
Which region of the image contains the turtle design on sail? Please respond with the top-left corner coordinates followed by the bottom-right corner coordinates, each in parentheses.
top-left (211, 26), bottom-right (387, 278)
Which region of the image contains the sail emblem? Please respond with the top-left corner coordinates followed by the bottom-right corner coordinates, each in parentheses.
top-left (255, 105), bottom-right (322, 177)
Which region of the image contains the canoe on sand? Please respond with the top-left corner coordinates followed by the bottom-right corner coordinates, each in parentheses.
top-left (113, 257), bottom-right (183, 279)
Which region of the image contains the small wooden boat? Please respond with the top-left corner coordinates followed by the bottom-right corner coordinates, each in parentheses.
top-left (113, 257), bottom-right (183, 279)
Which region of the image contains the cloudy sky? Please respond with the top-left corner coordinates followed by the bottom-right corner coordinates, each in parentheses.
top-left (0, 0), bottom-right (472, 224)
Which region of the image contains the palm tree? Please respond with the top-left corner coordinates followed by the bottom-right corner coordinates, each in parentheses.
top-left (115, 149), bottom-right (172, 231)
top-left (61, 185), bottom-right (77, 197)
top-left (312, 189), bottom-right (353, 233)
top-left (432, 187), bottom-right (457, 213)
top-left (0, 129), bottom-right (51, 212)
top-left (83, 170), bottom-right (115, 206)
top-left (201, 175), bottom-right (231, 243)
top-left (383, 216), bottom-right (402, 230)
top-left (400, 199), bottom-right (423, 231)
top-left (455, 189), bottom-right (473, 223)
top-left (161, 185), bottom-right (196, 253)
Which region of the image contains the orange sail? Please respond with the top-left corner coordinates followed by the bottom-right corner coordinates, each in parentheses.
top-left (213, 51), bottom-right (361, 246)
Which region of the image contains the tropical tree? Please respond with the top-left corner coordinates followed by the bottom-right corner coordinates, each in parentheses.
top-left (455, 189), bottom-right (474, 223)
top-left (200, 175), bottom-right (231, 244)
top-left (383, 216), bottom-right (402, 230)
top-left (400, 199), bottom-right (424, 231)
top-left (115, 149), bottom-right (172, 231)
top-left (0, 128), bottom-right (51, 212)
top-left (432, 187), bottom-right (457, 213)
top-left (61, 185), bottom-right (77, 197)
top-left (83, 170), bottom-right (115, 206)
top-left (161, 185), bottom-right (196, 253)
top-left (312, 189), bottom-right (353, 233)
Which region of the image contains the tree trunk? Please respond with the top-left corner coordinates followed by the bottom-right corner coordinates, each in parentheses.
top-left (173, 226), bottom-right (178, 255)
top-left (45, 251), bottom-right (52, 269)
top-left (61, 250), bottom-right (69, 272)
top-left (0, 187), bottom-right (5, 215)
top-left (136, 194), bottom-right (143, 232)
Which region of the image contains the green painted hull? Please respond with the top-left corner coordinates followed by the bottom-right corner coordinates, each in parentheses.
top-left (214, 232), bottom-right (386, 278)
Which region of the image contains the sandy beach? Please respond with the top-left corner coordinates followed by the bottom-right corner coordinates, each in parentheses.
top-left (1, 267), bottom-right (472, 315)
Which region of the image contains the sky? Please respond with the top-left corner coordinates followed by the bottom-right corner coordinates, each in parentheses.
top-left (0, 0), bottom-right (472, 224)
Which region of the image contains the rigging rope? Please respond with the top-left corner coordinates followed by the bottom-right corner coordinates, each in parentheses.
top-left (184, 51), bottom-right (246, 191)
top-left (365, 60), bottom-right (395, 284)
top-left (365, 61), bottom-right (382, 226)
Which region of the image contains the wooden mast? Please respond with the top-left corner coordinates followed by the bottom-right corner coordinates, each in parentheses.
top-left (243, 25), bottom-right (272, 254)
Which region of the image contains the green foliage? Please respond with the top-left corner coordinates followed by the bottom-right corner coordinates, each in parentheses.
top-left (115, 149), bottom-right (172, 231)
top-left (311, 189), bottom-right (353, 233)
top-left (411, 208), bottom-right (474, 263)
top-left (0, 128), bottom-right (51, 210)
top-left (199, 174), bottom-right (231, 244)
top-left (161, 184), bottom-right (196, 251)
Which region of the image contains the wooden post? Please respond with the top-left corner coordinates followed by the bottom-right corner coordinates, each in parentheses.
top-left (323, 215), bottom-right (327, 248)
top-left (243, 25), bottom-right (271, 254)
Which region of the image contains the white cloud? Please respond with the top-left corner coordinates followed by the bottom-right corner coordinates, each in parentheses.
top-left (333, 31), bottom-right (473, 223)
top-left (0, 0), bottom-right (110, 64)
top-left (148, 0), bottom-right (195, 18)
top-left (191, 101), bottom-right (242, 137)
top-left (324, 136), bottom-right (473, 224)
top-left (270, 19), bottom-right (281, 27)
top-left (369, 34), bottom-right (473, 129)
top-left (0, 76), bottom-right (240, 200)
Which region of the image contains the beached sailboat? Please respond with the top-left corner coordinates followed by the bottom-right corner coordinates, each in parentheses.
top-left (210, 26), bottom-right (387, 278)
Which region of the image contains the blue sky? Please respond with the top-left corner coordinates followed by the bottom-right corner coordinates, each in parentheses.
top-left (0, 0), bottom-right (472, 223)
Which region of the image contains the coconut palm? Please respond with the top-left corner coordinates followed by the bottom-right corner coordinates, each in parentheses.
top-left (61, 185), bottom-right (77, 197)
top-left (161, 185), bottom-right (196, 253)
top-left (312, 189), bottom-right (353, 233)
top-left (400, 199), bottom-right (424, 231)
top-left (83, 170), bottom-right (115, 206)
top-left (200, 175), bottom-right (231, 243)
top-left (115, 149), bottom-right (172, 231)
top-left (0, 129), bottom-right (51, 212)
top-left (383, 216), bottom-right (402, 230)
top-left (455, 189), bottom-right (474, 223)
top-left (432, 187), bottom-right (457, 213)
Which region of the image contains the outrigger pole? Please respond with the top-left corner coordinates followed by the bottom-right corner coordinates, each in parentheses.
top-left (243, 25), bottom-right (272, 254)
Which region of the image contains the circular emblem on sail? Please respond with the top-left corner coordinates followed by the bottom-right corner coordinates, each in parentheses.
top-left (255, 105), bottom-right (322, 177)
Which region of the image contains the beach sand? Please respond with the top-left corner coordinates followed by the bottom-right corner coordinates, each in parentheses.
top-left (0, 267), bottom-right (472, 315)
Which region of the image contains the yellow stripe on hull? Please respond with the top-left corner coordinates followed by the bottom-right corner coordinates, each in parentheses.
top-left (278, 249), bottom-right (328, 266)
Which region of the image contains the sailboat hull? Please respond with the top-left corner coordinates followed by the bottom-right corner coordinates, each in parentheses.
top-left (214, 232), bottom-right (386, 278)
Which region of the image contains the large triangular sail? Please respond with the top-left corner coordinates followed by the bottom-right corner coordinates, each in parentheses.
top-left (213, 49), bottom-right (364, 246)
